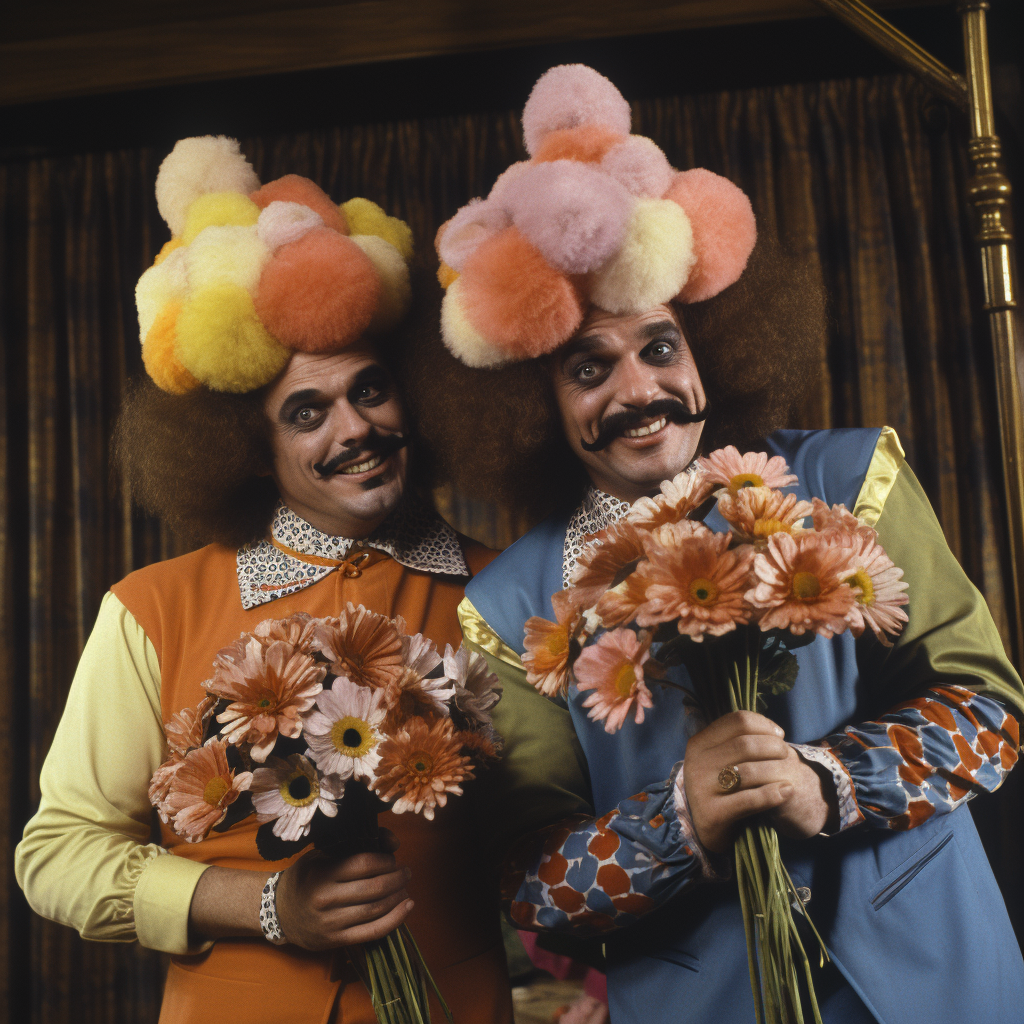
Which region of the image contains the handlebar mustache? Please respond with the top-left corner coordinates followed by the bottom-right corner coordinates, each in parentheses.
top-left (579, 398), bottom-right (709, 453)
top-left (313, 432), bottom-right (408, 477)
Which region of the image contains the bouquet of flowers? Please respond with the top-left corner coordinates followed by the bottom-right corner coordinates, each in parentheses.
top-left (149, 603), bottom-right (503, 1024)
top-left (523, 447), bottom-right (908, 1024)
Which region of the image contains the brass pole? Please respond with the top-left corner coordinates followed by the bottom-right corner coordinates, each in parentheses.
top-left (956, 0), bottom-right (1024, 666)
top-left (811, 0), bottom-right (968, 110)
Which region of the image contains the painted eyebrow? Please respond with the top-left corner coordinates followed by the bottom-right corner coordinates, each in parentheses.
top-left (278, 388), bottom-right (322, 421)
top-left (347, 364), bottom-right (391, 397)
top-left (639, 319), bottom-right (681, 340)
top-left (561, 319), bottom-right (681, 363)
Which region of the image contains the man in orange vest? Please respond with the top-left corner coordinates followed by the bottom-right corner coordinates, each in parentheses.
top-left (15, 136), bottom-right (516, 1024)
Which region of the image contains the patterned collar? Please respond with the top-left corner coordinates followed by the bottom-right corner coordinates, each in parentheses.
top-left (237, 502), bottom-right (469, 610)
top-left (562, 485), bottom-right (631, 588)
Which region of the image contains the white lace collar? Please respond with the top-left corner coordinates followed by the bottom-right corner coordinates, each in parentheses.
top-left (236, 502), bottom-right (469, 610)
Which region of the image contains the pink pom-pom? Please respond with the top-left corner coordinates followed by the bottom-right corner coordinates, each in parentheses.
top-left (534, 125), bottom-right (624, 165)
top-left (256, 201), bottom-right (324, 251)
top-left (601, 136), bottom-right (675, 198)
top-left (254, 228), bottom-right (380, 352)
top-left (522, 64), bottom-right (632, 157)
top-left (664, 169), bottom-right (757, 302)
top-left (436, 198), bottom-right (512, 272)
top-left (488, 161), bottom-right (531, 207)
top-left (250, 175), bottom-right (348, 235)
top-left (459, 227), bottom-right (584, 359)
top-left (504, 160), bottom-right (632, 274)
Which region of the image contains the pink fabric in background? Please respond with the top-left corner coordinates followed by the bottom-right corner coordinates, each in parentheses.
top-left (518, 931), bottom-right (608, 1004)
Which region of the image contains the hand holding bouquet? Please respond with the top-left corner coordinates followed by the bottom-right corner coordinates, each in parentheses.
top-left (523, 447), bottom-right (908, 1024)
top-left (150, 603), bottom-right (502, 1024)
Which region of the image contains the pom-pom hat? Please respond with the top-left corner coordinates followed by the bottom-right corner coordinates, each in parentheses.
top-left (136, 136), bottom-right (414, 394)
top-left (436, 65), bottom-right (757, 368)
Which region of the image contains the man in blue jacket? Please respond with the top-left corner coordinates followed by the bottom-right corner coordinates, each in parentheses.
top-left (422, 64), bottom-right (1024, 1023)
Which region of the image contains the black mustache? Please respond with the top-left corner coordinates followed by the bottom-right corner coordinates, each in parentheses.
top-left (313, 432), bottom-right (408, 477)
top-left (579, 399), bottom-right (709, 453)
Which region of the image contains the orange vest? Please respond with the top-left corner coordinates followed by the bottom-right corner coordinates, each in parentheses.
top-left (113, 541), bottom-right (512, 1024)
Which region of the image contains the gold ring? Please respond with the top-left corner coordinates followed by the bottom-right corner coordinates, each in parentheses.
top-left (718, 765), bottom-right (742, 792)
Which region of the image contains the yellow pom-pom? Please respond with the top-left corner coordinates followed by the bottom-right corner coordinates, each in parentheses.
top-left (136, 247), bottom-right (188, 343)
top-left (185, 224), bottom-right (270, 294)
top-left (437, 261), bottom-right (459, 289)
top-left (154, 238), bottom-right (184, 265)
top-left (350, 235), bottom-right (411, 335)
top-left (142, 301), bottom-right (200, 394)
top-left (175, 284), bottom-right (290, 392)
top-left (181, 192), bottom-right (260, 245)
top-left (440, 278), bottom-right (508, 368)
top-left (340, 198), bottom-right (414, 261)
top-left (589, 199), bottom-right (695, 314)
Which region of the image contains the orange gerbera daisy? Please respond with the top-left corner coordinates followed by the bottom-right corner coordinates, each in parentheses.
top-left (844, 532), bottom-right (909, 646)
top-left (253, 611), bottom-right (320, 654)
top-left (164, 695), bottom-right (216, 759)
top-left (634, 528), bottom-right (756, 638)
top-left (569, 520), bottom-right (647, 610)
top-left (205, 638), bottom-right (326, 761)
top-left (161, 740), bottom-right (253, 842)
top-left (373, 718), bottom-right (474, 820)
top-left (523, 589), bottom-right (582, 697)
top-left (699, 446), bottom-right (798, 495)
top-left (747, 532), bottom-right (858, 638)
top-left (573, 629), bottom-right (655, 733)
top-left (810, 498), bottom-right (876, 539)
top-left (627, 468), bottom-right (715, 530)
top-left (312, 603), bottom-right (405, 690)
top-left (718, 486), bottom-right (813, 545)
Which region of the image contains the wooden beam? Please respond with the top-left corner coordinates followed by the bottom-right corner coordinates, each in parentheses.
top-left (1, 0), bottom-right (937, 107)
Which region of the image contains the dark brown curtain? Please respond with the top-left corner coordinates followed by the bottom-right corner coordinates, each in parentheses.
top-left (1, 73), bottom-right (1019, 1022)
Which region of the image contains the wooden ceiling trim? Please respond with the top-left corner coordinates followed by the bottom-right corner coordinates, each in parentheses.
top-left (2, 0), bottom-right (935, 107)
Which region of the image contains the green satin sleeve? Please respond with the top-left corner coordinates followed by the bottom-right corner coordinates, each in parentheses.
top-left (459, 599), bottom-right (593, 850)
top-left (858, 452), bottom-right (1024, 718)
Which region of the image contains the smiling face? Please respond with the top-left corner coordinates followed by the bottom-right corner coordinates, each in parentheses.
top-left (548, 304), bottom-right (707, 504)
top-left (263, 342), bottom-right (409, 539)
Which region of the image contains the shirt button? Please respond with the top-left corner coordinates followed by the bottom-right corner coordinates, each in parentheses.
top-left (796, 886), bottom-right (811, 905)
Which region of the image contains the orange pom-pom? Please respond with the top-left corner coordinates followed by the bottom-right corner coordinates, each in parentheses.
top-left (142, 301), bottom-right (200, 394)
top-left (153, 238), bottom-right (184, 266)
top-left (437, 261), bottom-right (459, 289)
top-left (534, 125), bottom-right (623, 165)
top-left (459, 227), bottom-right (583, 359)
top-left (255, 228), bottom-right (380, 353)
top-left (250, 175), bottom-right (348, 235)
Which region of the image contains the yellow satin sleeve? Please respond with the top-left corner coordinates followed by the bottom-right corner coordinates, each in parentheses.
top-left (14, 592), bottom-right (211, 955)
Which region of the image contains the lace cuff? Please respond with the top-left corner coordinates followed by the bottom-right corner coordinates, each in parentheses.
top-left (789, 742), bottom-right (864, 833)
top-left (671, 761), bottom-right (730, 878)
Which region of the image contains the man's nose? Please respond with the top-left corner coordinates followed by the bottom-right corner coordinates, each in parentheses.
top-left (329, 401), bottom-right (375, 448)
top-left (614, 354), bottom-right (661, 408)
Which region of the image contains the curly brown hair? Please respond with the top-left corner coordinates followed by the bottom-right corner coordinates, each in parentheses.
top-left (399, 236), bottom-right (826, 522)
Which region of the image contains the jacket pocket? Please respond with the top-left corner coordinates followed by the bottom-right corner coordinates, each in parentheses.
top-left (869, 830), bottom-right (953, 910)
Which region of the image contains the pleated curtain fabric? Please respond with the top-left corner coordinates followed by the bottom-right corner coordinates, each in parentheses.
top-left (0, 73), bottom-right (1019, 1022)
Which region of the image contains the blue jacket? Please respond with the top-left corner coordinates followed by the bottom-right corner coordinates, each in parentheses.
top-left (466, 428), bottom-right (1024, 1024)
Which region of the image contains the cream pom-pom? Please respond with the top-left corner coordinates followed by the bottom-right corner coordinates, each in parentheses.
top-left (340, 198), bottom-right (414, 261)
top-left (589, 199), bottom-right (696, 313)
top-left (185, 225), bottom-right (271, 295)
top-left (350, 235), bottom-right (411, 334)
top-left (440, 278), bottom-right (509, 368)
top-left (257, 201), bottom-right (324, 251)
top-left (136, 247), bottom-right (188, 343)
top-left (175, 284), bottom-right (289, 392)
top-left (155, 136), bottom-right (260, 238)
top-left (181, 191), bottom-right (260, 245)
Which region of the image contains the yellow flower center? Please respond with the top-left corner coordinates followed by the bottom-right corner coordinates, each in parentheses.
top-left (614, 661), bottom-right (637, 698)
top-left (331, 716), bottom-right (375, 758)
top-left (753, 517), bottom-right (790, 538)
top-left (280, 769), bottom-right (319, 807)
top-left (546, 629), bottom-right (569, 658)
top-left (792, 571), bottom-right (822, 600)
top-left (847, 568), bottom-right (875, 606)
top-left (407, 751), bottom-right (434, 778)
top-left (730, 473), bottom-right (764, 492)
top-left (203, 776), bottom-right (230, 806)
top-left (689, 577), bottom-right (719, 606)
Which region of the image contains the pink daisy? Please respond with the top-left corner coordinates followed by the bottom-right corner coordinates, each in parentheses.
top-left (204, 638), bottom-right (325, 762)
top-left (699, 446), bottom-right (798, 495)
top-left (568, 520), bottom-right (647, 610)
top-left (250, 753), bottom-right (344, 842)
top-left (573, 629), bottom-right (655, 734)
top-left (627, 467), bottom-right (716, 530)
top-left (443, 643), bottom-right (502, 729)
top-left (844, 532), bottom-right (909, 646)
top-left (718, 487), bottom-right (813, 545)
top-left (253, 612), bottom-right (320, 654)
top-left (303, 679), bottom-right (386, 781)
top-left (747, 532), bottom-right (858, 638)
top-left (160, 740), bottom-right (253, 842)
top-left (523, 589), bottom-right (583, 697)
top-left (810, 497), bottom-right (876, 540)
